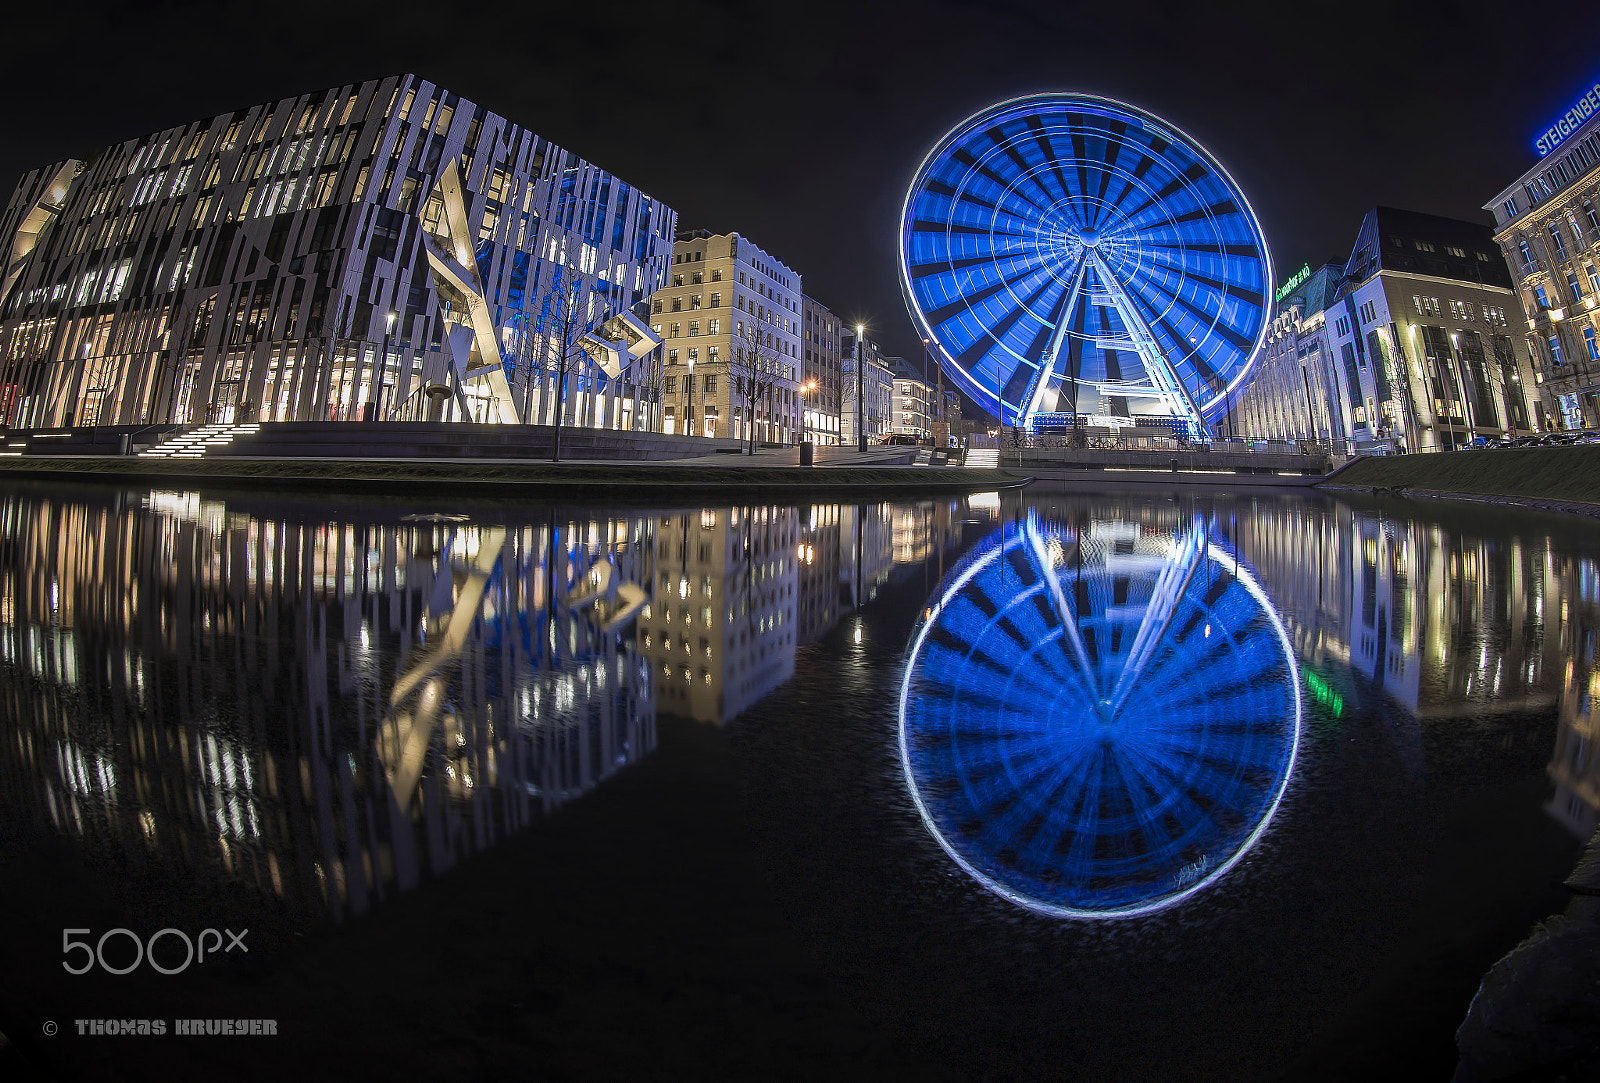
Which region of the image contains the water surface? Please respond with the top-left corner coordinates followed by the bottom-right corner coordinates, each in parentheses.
top-left (0, 480), bottom-right (1592, 1079)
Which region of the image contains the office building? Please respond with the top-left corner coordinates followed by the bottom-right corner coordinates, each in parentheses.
top-left (801, 294), bottom-right (845, 444)
top-left (888, 357), bottom-right (935, 440)
top-left (647, 229), bottom-right (802, 442)
top-left (0, 74), bottom-right (676, 431)
top-left (840, 328), bottom-right (893, 445)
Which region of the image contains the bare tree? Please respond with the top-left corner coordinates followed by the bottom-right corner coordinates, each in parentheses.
top-left (728, 331), bottom-right (782, 455)
top-left (506, 262), bottom-right (608, 462)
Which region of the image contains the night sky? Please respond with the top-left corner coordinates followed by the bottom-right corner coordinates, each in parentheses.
top-left (7, 0), bottom-right (1600, 407)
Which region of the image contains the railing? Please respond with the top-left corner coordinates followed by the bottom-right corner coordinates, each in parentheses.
top-left (1006, 432), bottom-right (1331, 456)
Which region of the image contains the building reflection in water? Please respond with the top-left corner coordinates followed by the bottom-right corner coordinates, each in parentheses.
top-left (1549, 554), bottom-right (1600, 840)
top-left (634, 498), bottom-right (971, 724)
top-left (0, 488), bottom-right (657, 922)
top-left (900, 504), bottom-right (1301, 918)
top-left (0, 488), bottom-right (989, 918)
top-left (1231, 496), bottom-right (1589, 837)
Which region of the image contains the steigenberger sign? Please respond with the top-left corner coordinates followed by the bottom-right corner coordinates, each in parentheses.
top-left (1275, 262), bottom-right (1311, 304)
top-left (1536, 78), bottom-right (1600, 156)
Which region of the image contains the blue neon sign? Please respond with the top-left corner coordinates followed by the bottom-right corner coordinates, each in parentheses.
top-left (1536, 77), bottom-right (1600, 156)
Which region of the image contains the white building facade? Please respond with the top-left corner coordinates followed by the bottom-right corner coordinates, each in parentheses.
top-left (1486, 89), bottom-right (1600, 430)
top-left (1236, 208), bottom-right (1540, 451)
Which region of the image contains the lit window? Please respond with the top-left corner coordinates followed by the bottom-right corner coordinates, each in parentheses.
top-left (1551, 224), bottom-right (1569, 260)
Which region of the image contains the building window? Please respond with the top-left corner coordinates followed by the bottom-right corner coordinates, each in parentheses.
top-left (1551, 333), bottom-right (1566, 366)
top-left (668, 349), bottom-right (679, 365)
top-left (1413, 239), bottom-right (1435, 252)
top-left (1587, 204), bottom-right (1600, 237)
top-left (671, 298), bottom-right (682, 311)
top-left (1570, 271), bottom-right (1586, 304)
top-left (1588, 265), bottom-right (1600, 296)
top-left (652, 299), bottom-right (663, 314)
top-left (688, 347), bottom-right (698, 363)
top-left (711, 269), bottom-right (721, 281)
top-left (665, 375), bottom-right (677, 392)
top-left (708, 318), bottom-right (720, 335)
top-left (688, 321), bottom-right (699, 336)
top-left (670, 323), bottom-right (680, 338)
top-left (690, 294), bottom-right (701, 309)
top-left (709, 292), bottom-right (720, 308)
top-left (1413, 295), bottom-right (1425, 315)
top-left (706, 374), bottom-right (717, 393)
top-left (1520, 239), bottom-right (1536, 268)
top-left (708, 346), bottom-right (719, 363)
top-left (673, 274), bottom-right (684, 287)
top-left (1551, 223), bottom-right (1569, 260)
top-left (692, 272), bottom-right (703, 285)
top-left (1588, 326), bottom-right (1600, 361)
top-left (1536, 285), bottom-right (1552, 310)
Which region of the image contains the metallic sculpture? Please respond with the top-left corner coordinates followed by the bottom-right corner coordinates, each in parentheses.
top-left (900, 95), bottom-right (1272, 436)
top-left (899, 510), bottom-right (1300, 917)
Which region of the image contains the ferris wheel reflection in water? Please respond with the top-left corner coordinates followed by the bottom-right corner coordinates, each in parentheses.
top-left (899, 507), bottom-right (1302, 918)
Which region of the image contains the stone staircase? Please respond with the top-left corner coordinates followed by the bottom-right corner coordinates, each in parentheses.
top-left (965, 447), bottom-right (999, 468)
top-left (139, 422), bottom-right (261, 458)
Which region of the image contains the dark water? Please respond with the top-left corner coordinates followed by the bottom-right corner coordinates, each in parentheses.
top-left (0, 479), bottom-right (1593, 1080)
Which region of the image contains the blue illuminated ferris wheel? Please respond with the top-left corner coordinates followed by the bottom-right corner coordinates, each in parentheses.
top-left (899, 511), bottom-right (1301, 918)
top-left (900, 95), bottom-right (1273, 435)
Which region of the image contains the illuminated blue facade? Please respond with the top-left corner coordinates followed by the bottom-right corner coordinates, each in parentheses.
top-left (899, 510), bottom-right (1301, 918)
top-left (899, 95), bottom-right (1272, 435)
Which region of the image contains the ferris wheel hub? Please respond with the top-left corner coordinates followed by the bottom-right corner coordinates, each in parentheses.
top-left (1075, 227), bottom-right (1101, 248)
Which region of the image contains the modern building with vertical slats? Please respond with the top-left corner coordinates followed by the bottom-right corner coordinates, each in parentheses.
top-left (0, 74), bottom-right (677, 432)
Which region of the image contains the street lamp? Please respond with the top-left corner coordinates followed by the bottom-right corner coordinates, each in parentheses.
top-left (855, 323), bottom-right (866, 452)
top-left (801, 379), bottom-right (816, 442)
top-left (687, 353), bottom-right (696, 438)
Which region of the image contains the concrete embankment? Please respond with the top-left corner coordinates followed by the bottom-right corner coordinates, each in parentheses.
top-left (0, 454), bottom-right (1022, 496)
top-left (1322, 447), bottom-right (1600, 514)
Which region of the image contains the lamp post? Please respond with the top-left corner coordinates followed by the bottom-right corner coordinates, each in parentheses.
top-left (376, 310), bottom-right (396, 421)
top-left (687, 354), bottom-right (695, 438)
top-left (801, 379), bottom-right (816, 441)
top-left (855, 323), bottom-right (866, 452)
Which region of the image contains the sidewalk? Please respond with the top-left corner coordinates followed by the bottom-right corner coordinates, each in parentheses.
top-left (0, 451), bottom-right (1020, 495)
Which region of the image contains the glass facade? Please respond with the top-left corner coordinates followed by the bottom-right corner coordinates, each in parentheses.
top-left (0, 75), bottom-right (676, 430)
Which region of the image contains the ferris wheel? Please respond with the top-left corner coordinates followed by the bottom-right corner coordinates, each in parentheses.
top-left (898, 511), bottom-right (1301, 918)
top-left (900, 94), bottom-right (1273, 435)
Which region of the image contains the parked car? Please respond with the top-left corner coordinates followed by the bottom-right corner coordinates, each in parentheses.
top-left (1540, 432), bottom-right (1580, 446)
top-left (1509, 435), bottom-right (1544, 448)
